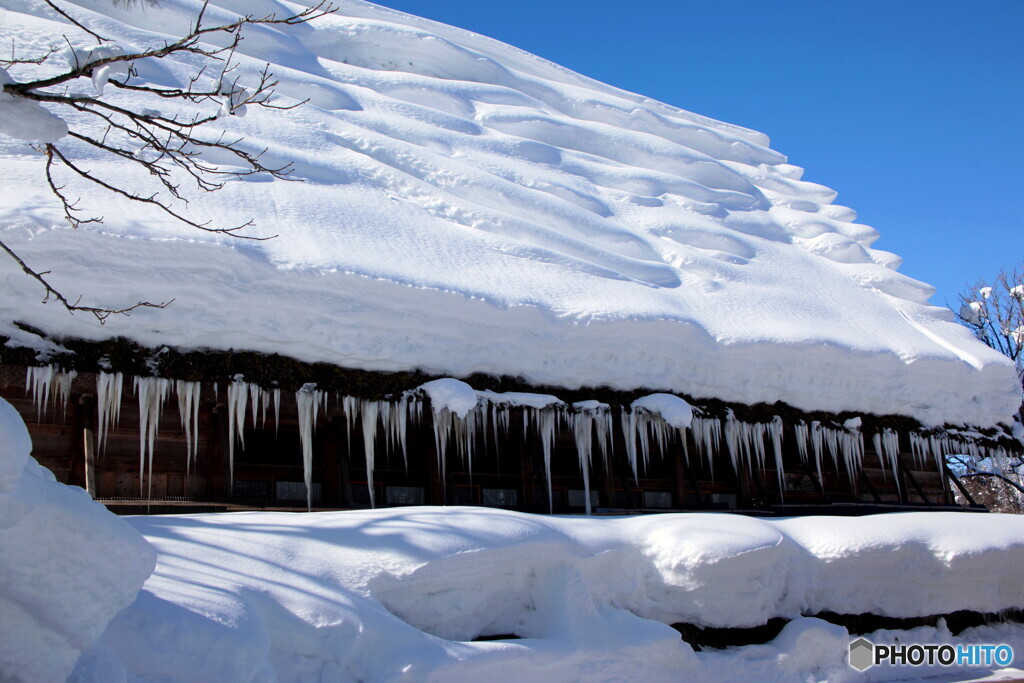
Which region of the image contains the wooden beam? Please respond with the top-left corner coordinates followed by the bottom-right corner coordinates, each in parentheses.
top-left (900, 465), bottom-right (932, 506)
top-left (944, 463), bottom-right (979, 507)
top-left (858, 468), bottom-right (884, 504)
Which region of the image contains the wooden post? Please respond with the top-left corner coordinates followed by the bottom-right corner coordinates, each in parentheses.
top-left (68, 395), bottom-right (86, 489)
top-left (80, 395), bottom-right (97, 497)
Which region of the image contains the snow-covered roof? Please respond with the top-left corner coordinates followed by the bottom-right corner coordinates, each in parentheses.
top-left (0, 0), bottom-right (1019, 428)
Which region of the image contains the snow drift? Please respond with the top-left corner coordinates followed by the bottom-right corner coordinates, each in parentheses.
top-left (0, 0), bottom-right (1019, 428)
top-left (0, 397), bottom-right (155, 682)
top-left (69, 506), bottom-right (1024, 681)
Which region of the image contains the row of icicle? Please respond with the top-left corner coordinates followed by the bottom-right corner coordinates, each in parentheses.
top-left (23, 366), bottom-right (1016, 513)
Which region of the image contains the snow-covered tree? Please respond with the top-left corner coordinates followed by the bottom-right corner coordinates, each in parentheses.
top-left (951, 263), bottom-right (1024, 511)
top-left (0, 0), bottom-right (335, 320)
top-left (954, 263), bottom-right (1024, 396)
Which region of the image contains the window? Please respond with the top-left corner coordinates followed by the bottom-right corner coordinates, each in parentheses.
top-left (276, 481), bottom-right (321, 501)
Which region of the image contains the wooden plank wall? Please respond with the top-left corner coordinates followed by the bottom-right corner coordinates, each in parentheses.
top-left (0, 365), bottom-right (954, 512)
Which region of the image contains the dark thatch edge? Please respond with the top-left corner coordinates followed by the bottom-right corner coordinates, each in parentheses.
top-left (671, 608), bottom-right (1024, 650)
top-left (2, 328), bottom-right (1021, 452)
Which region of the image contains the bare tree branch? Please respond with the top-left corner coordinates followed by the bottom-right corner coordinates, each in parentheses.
top-left (0, 238), bottom-right (172, 323)
top-left (43, 0), bottom-right (107, 45)
top-left (0, 1), bottom-right (336, 320)
top-left (951, 263), bottom-right (1024, 392)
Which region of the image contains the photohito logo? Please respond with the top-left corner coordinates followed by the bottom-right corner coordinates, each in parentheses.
top-left (848, 637), bottom-right (1014, 671)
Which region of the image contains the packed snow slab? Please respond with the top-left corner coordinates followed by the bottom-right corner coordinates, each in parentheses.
top-left (0, 398), bottom-right (155, 682)
top-left (0, 0), bottom-right (1019, 427)
top-left (72, 507), bottom-right (1024, 681)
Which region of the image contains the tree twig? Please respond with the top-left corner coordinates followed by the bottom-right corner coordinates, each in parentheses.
top-left (0, 238), bottom-right (172, 323)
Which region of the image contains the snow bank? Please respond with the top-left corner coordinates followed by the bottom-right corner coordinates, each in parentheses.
top-left (0, 67), bottom-right (68, 143)
top-left (0, 397), bottom-right (155, 682)
top-left (67, 506), bottom-right (1024, 681)
top-left (0, 0), bottom-right (1019, 427)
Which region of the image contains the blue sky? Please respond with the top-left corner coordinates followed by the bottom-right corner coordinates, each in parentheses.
top-left (376, 0), bottom-right (1022, 308)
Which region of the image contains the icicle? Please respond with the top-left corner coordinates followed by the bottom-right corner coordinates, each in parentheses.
top-left (379, 401), bottom-right (393, 464)
top-left (770, 416), bottom-right (785, 494)
top-left (296, 383), bottom-right (323, 512)
top-left (872, 433), bottom-right (885, 478)
top-left (635, 409), bottom-right (651, 475)
top-left (621, 408), bottom-right (639, 484)
top-left (175, 380), bottom-right (201, 475)
top-left (691, 416), bottom-right (720, 477)
top-left (457, 404), bottom-right (481, 478)
top-left (840, 419), bottom-right (865, 483)
top-left (794, 421), bottom-right (809, 464)
top-left (810, 421), bottom-right (824, 486)
top-left (260, 389), bottom-right (271, 428)
top-left (25, 365), bottom-right (54, 419)
top-left (249, 383), bottom-right (262, 432)
top-left (538, 406), bottom-right (557, 513)
top-left (432, 407), bottom-right (453, 493)
top-left (571, 411), bottom-right (594, 515)
top-left (134, 377), bottom-right (171, 499)
top-left (213, 382), bottom-right (218, 402)
top-left (96, 371), bottom-right (124, 454)
top-left (749, 422), bottom-right (767, 475)
top-left (910, 433), bottom-right (931, 471)
top-left (929, 434), bottom-right (948, 492)
top-left (724, 411), bottom-right (740, 474)
top-left (596, 408), bottom-right (613, 473)
top-left (271, 387), bottom-right (280, 436)
top-left (396, 397), bottom-right (409, 472)
top-left (881, 429), bottom-right (902, 494)
top-left (823, 427), bottom-right (840, 473)
top-left (361, 399), bottom-right (380, 508)
top-left (226, 378), bottom-right (249, 489)
top-left (343, 395), bottom-right (359, 455)
top-left (53, 370), bottom-right (76, 421)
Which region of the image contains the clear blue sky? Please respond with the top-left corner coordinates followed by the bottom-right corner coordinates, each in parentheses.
top-left (376, 0), bottom-right (1023, 308)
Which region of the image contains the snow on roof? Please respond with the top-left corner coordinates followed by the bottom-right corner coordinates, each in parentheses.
top-left (0, 0), bottom-right (1018, 427)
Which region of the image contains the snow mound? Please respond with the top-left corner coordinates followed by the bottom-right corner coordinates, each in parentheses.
top-left (66, 506), bottom-right (1024, 681)
top-left (0, 0), bottom-right (1019, 426)
top-left (0, 398), bottom-right (155, 682)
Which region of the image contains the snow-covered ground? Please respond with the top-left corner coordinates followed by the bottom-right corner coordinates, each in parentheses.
top-left (87, 508), bottom-right (1024, 682)
top-left (2, 397), bottom-right (1024, 682)
top-left (0, 0), bottom-right (1019, 428)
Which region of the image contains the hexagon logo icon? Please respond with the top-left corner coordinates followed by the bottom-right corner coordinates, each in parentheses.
top-left (849, 637), bottom-right (875, 671)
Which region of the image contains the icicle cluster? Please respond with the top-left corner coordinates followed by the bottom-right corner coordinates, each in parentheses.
top-left (568, 402), bottom-right (612, 515)
top-left (135, 377), bottom-right (171, 498)
top-left (176, 380), bottom-right (201, 474)
top-left (226, 377), bottom-right (281, 490)
top-left (18, 366), bottom-right (1020, 513)
top-left (872, 428), bottom-right (901, 493)
top-left (296, 383), bottom-right (326, 511)
top-left (691, 416), bottom-right (721, 477)
top-left (96, 371), bottom-right (123, 453)
top-left (332, 394), bottom-right (424, 509)
top-left (25, 365), bottom-right (77, 421)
